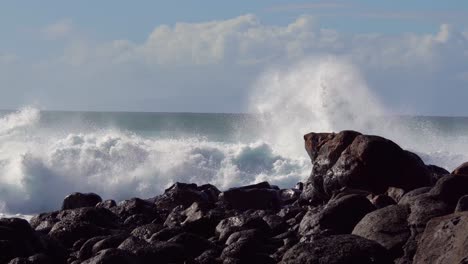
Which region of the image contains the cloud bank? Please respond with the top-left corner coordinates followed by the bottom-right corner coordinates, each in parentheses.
top-left (1, 15), bottom-right (467, 114)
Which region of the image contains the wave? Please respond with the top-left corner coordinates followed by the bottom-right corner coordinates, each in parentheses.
top-left (1, 56), bottom-right (467, 214)
top-left (0, 108), bottom-right (308, 214)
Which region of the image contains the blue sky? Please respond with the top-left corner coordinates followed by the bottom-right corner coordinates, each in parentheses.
top-left (1, 1), bottom-right (468, 114)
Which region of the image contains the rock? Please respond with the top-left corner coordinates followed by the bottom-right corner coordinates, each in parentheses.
top-left (301, 131), bottom-right (431, 204)
top-left (130, 223), bottom-right (163, 240)
top-left (455, 195), bottom-right (468, 212)
top-left (0, 218), bottom-right (44, 263)
top-left (280, 234), bottom-right (392, 264)
top-left (429, 174), bottom-right (468, 204)
top-left (220, 182), bottom-right (280, 211)
top-left (78, 235), bottom-right (109, 260)
top-left (81, 248), bottom-right (137, 264)
top-left (427, 164), bottom-right (449, 184)
top-left (413, 211), bottom-right (468, 264)
top-left (407, 193), bottom-right (452, 230)
top-left (92, 234), bottom-right (129, 254)
top-left (118, 236), bottom-right (187, 263)
top-left (167, 232), bottom-right (215, 258)
top-left (452, 161), bottom-right (468, 175)
top-left (62, 192), bottom-right (102, 210)
top-left (48, 220), bottom-right (108, 247)
top-left (215, 216), bottom-right (270, 242)
top-left (96, 199), bottom-right (117, 209)
top-left (352, 205), bottom-right (410, 258)
top-left (57, 207), bottom-right (118, 228)
top-left (110, 198), bottom-right (159, 222)
top-left (371, 194), bottom-right (396, 209)
top-left (279, 189), bottom-right (302, 205)
top-left (194, 249), bottom-right (221, 264)
top-left (299, 194), bottom-right (375, 237)
top-left (387, 187), bottom-right (405, 203)
top-left (153, 182), bottom-right (210, 211)
top-left (148, 226), bottom-right (183, 242)
top-left (262, 214), bottom-right (287, 235)
top-left (181, 202), bottom-right (225, 236)
top-left (8, 254), bottom-right (51, 264)
top-left (398, 187), bottom-right (431, 206)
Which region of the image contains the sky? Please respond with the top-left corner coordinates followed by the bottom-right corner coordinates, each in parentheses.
top-left (1, 1), bottom-right (468, 115)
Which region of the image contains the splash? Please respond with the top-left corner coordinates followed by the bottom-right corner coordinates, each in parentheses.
top-left (250, 56), bottom-right (384, 156)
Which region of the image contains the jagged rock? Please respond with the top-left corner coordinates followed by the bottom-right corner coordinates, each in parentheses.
top-left (299, 194), bottom-right (375, 237)
top-left (280, 234), bottom-right (392, 264)
top-left (301, 131), bottom-right (431, 204)
top-left (219, 182), bottom-right (280, 211)
top-left (62, 192), bottom-right (102, 210)
top-left (279, 188), bottom-right (302, 205)
top-left (413, 211), bottom-right (468, 264)
top-left (352, 205), bottom-right (410, 258)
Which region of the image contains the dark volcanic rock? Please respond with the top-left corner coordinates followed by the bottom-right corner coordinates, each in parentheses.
top-left (299, 193), bottom-right (375, 237)
top-left (0, 218), bottom-right (44, 263)
top-left (219, 182), bottom-right (280, 211)
top-left (429, 174), bottom-right (468, 204)
top-left (413, 211), bottom-right (468, 264)
top-left (62, 192), bottom-right (102, 210)
top-left (280, 234), bottom-right (392, 264)
top-left (301, 131), bottom-right (431, 204)
top-left (352, 204), bottom-right (410, 258)
top-left (153, 182), bottom-right (211, 211)
top-left (48, 219), bottom-right (108, 247)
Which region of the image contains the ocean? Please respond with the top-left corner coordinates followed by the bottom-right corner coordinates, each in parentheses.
top-left (1, 58), bottom-right (467, 216)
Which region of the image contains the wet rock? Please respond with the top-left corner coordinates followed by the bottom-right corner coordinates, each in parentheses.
top-left (352, 205), bottom-right (410, 258)
top-left (62, 192), bottom-right (102, 210)
top-left (219, 182), bottom-right (280, 211)
top-left (280, 234), bottom-right (392, 264)
top-left (301, 131), bottom-right (431, 204)
top-left (413, 211), bottom-right (468, 264)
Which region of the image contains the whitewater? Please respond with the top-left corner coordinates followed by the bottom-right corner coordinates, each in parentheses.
top-left (1, 56), bottom-right (467, 215)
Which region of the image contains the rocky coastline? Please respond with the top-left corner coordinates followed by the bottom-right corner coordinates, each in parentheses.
top-left (1, 130), bottom-right (468, 263)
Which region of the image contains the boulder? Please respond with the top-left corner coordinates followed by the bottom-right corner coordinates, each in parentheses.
top-left (0, 218), bottom-right (44, 263)
top-left (413, 211), bottom-right (468, 264)
top-left (153, 182), bottom-right (210, 211)
top-left (62, 192), bottom-right (102, 210)
top-left (167, 232), bottom-right (215, 258)
top-left (299, 194), bottom-right (375, 237)
top-left (110, 198), bottom-right (158, 223)
top-left (301, 131), bottom-right (431, 204)
top-left (48, 220), bottom-right (108, 247)
top-left (455, 195), bottom-right (468, 212)
top-left (280, 234), bottom-right (392, 264)
top-left (219, 182), bottom-right (280, 211)
top-left (352, 205), bottom-right (410, 258)
top-left (452, 161), bottom-right (468, 175)
top-left (429, 174), bottom-right (468, 204)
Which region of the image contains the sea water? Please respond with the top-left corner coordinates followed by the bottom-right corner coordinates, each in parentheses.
top-left (0, 56), bottom-right (467, 215)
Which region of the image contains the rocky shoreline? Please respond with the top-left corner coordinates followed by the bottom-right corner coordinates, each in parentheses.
top-left (1, 130), bottom-right (468, 264)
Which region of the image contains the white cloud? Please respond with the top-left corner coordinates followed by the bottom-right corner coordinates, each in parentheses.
top-left (2, 14), bottom-right (468, 114)
top-left (42, 19), bottom-right (73, 39)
